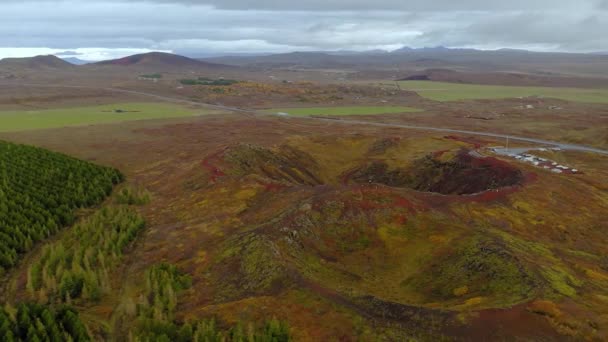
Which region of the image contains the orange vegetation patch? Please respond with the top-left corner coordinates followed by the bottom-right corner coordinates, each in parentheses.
top-left (444, 135), bottom-right (493, 148)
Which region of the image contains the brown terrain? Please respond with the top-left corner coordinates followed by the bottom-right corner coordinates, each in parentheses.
top-left (0, 50), bottom-right (607, 340)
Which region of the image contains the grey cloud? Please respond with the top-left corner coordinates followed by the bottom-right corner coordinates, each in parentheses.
top-left (1, 0), bottom-right (591, 11)
top-left (118, 0), bottom-right (581, 11)
top-left (0, 0), bottom-right (605, 56)
top-left (456, 11), bottom-right (608, 50)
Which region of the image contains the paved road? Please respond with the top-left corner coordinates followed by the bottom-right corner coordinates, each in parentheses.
top-left (3, 82), bottom-right (608, 156)
top-left (301, 117), bottom-right (608, 156)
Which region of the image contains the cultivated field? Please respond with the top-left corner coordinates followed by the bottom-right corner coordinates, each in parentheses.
top-left (0, 102), bottom-right (219, 132)
top-left (264, 106), bottom-right (421, 116)
top-left (397, 80), bottom-right (608, 103)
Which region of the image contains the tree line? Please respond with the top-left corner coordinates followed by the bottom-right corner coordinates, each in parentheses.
top-left (129, 263), bottom-right (291, 342)
top-left (0, 140), bottom-right (123, 275)
top-left (179, 78), bottom-right (239, 86)
top-left (0, 303), bottom-right (90, 341)
top-left (27, 206), bottom-right (145, 304)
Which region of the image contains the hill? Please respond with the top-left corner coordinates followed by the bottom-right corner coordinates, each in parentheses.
top-left (94, 51), bottom-right (229, 69)
top-left (398, 68), bottom-right (608, 88)
top-left (0, 55), bottom-right (74, 70)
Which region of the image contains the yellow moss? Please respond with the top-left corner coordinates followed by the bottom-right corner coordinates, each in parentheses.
top-left (377, 225), bottom-right (409, 253)
top-left (528, 300), bottom-right (562, 318)
top-left (585, 268), bottom-right (608, 282)
top-left (429, 234), bottom-right (448, 244)
top-left (377, 226), bottom-right (391, 241)
top-left (541, 266), bottom-right (581, 297)
top-left (234, 188), bottom-right (258, 201)
top-left (456, 312), bottom-right (468, 325)
top-left (196, 250), bottom-right (208, 264)
top-left (426, 302), bottom-right (442, 308)
top-left (453, 286), bottom-right (469, 297)
top-left (596, 294), bottom-right (608, 303)
top-left (464, 297), bottom-right (484, 306)
top-left (436, 150), bottom-right (459, 163)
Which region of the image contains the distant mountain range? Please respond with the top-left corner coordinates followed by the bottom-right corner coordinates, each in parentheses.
top-left (61, 57), bottom-right (92, 65)
top-left (1, 49), bottom-right (607, 80)
top-left (195, 46), bottom-right (607, 59)
top-left (197, 47), bottom-right (608, 77)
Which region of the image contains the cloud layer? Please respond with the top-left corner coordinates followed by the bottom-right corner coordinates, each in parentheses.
top-left (1, 1), bottom-right (606, 60)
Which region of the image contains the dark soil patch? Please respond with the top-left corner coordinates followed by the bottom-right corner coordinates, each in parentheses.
top-left (367, 137), bottom-right (400, 155)
top-left (448, 303), bottom-right (564, 341)
top-left (399, 74), bottom-right (430, 81)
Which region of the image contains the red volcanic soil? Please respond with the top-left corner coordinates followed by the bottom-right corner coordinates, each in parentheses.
top-left (201, 149), bottom-right (226, 182)
top-left (447, 303), bottom-right (563, 340)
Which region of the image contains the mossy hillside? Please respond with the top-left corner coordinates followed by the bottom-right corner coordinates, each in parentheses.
top-left (148, 134), bottom-right (608, 339)
top-left (489, 229), bottom-right (587, 299)
top-left (445, 168), bottom-right (608, 304)
top-left (223, 144), bottom-right (323, 186)
top-left (401, 235), bottom-right (538, 307)
top-left (270, 190), bottom-right (463, 306)
top-left (212, 234), bottom-right (287, 301)
top-left (268, 185), bottom-right (594, 311)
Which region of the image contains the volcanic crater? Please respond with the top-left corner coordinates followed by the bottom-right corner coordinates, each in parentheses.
top-left (350, 149), bottom-right (524, 195)
top-left (220, 142), bottom-right (524, 196)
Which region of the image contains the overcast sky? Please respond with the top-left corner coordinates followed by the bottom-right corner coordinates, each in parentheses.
top-left (1, 0), bottom-right (607, 60)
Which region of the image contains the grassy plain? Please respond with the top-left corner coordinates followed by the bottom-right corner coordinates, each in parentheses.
top-left (0, 102), bottom-right (214, 132)
top-left (397, 81), bottom-right (608, 103)
top-left (265, 106), bottom-right (421, 116)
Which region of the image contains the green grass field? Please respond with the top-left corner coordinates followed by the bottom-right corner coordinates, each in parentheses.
top-left (0, 103), bottom-right (212, 132)
top-left (265, 106), bottom-right (422, 116)
top-left (397, 81), bottom-right (608, 103)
